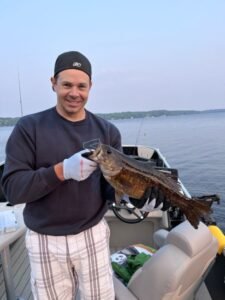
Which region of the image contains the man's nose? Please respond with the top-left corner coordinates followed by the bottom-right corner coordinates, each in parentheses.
top-left (69, 86), bottom-right (79, 97)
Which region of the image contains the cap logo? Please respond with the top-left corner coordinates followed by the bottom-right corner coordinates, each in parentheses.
top-left (72, 62), bottom-right (82, 68)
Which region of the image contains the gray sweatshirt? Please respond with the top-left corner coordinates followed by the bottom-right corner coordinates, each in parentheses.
top-left (1, 107), bottom-right (121, 235)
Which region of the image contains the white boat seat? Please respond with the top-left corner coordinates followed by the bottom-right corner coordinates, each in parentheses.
top-left (153, 228), bottom-right (169, 248)
top-left (114, 220), bottom-right (218, 300)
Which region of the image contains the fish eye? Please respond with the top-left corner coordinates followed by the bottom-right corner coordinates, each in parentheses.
top-left (107, 149), bottom-right (112, 154)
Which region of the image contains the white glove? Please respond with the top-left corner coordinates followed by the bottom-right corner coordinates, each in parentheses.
top-left (63, 149), bottom-right (97, 181)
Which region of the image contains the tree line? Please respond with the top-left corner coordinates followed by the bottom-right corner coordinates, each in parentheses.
top-left (0, 109), bottom-right (225, 126)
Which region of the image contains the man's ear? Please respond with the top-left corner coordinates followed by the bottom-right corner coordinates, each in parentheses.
top-left (50, 77), bottom-right (56, 92)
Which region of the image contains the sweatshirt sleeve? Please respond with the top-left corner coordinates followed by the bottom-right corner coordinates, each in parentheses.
top-left (1, 121), bottom-right (62, 205)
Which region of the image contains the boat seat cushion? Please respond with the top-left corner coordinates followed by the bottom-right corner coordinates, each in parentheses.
top-left (117, 220), bottom-right (218, 300)
top-left (153, 228), bottom-right (169, 248)
top-left (113, 276), bottom-right (137, 300)
top-left (166, 221), bottom-right (213, 257)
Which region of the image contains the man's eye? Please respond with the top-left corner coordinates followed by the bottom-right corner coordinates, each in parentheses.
top-left (79, 85), bottom-right (87, 90)
top-left (63, 83), bottom-right (71, 88)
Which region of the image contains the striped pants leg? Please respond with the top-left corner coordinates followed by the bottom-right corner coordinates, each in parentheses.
top-left (25, 219), bottom-right (115, 300)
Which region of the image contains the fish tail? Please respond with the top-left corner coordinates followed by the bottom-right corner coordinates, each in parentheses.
top-left (182, 199), bottom-right (213, 229)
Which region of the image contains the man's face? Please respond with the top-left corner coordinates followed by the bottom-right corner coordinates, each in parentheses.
top-left (51, 69), bottom-right (92, 121)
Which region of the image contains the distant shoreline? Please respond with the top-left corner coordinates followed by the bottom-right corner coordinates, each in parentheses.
top-left (0, 108), bottom-right (225, 126)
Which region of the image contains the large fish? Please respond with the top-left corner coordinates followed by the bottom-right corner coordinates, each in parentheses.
top-left (87, 143), bottom-right (213, 229)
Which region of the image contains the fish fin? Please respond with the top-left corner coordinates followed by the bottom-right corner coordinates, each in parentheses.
top-left (115, 191), bottom-right (124, 204)
top-left (143, 186), bottom-right (154, 199)
top-left (129, 196), bottom-right (148, 208)
top-left (182, 199), bottom-right (213, 229)
top-left (132, 186), bottom-right (157, 209)
top-left (144, 186), bottom-right (170, 210)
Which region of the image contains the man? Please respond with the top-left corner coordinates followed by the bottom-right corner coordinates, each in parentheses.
top-left (2, 51), bottom-right (166, 299)
top-left (1, 51), bottom-right (121, 300)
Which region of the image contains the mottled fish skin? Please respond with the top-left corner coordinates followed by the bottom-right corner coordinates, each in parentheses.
top-left (88, 143), bottom-right (213, 229)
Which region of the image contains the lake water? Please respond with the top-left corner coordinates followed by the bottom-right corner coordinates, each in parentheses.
top-left (0, 112), bottom-right (225, 231)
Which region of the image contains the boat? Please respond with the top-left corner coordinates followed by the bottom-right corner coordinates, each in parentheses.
top-left (0, 145), bottom-right (225, 300)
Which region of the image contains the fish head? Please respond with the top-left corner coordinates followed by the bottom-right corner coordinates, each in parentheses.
top-left (88, 143), bottom-right (123, 178)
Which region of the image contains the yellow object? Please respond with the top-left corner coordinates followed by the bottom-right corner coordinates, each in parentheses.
top-left (208, 225), bottom-right (225, 254)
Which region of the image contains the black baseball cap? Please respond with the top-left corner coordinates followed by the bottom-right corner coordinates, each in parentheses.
top-left (54, 51), bottom-right (92, 79)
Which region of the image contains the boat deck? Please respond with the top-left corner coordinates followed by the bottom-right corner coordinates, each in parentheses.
top-left (0, 234), bottom-right (33, 300)
top-left (0, 205), bottom-right (213, 300)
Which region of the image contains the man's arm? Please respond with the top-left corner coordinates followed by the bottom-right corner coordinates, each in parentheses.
top-left (1, 123), bottom-right (62, 205)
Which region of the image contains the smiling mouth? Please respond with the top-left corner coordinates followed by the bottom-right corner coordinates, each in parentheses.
top-left (66, 99), bottom-right (81, 104)
top-left (65, 101), bottom-right (83, 109)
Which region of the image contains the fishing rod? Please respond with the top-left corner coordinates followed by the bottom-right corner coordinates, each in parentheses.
top-left (17, 71), bottom-right (23, 117)
top-left (135, 116), bottom-right (145, 146)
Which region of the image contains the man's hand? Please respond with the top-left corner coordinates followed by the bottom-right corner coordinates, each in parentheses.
top-left (63, 149), bottom-right (97, 181)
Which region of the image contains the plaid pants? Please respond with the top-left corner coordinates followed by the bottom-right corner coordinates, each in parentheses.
top-left (25, 219), bottom-right (115, 300)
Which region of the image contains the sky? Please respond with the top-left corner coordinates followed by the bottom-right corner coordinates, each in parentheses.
top-left (0, 0), bottom-right (225, 117)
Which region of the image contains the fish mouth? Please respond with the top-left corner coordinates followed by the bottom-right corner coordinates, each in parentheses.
top-left (85, 143), bottom-right (122, 177)
top-left (91, 145), bottom-right (102, 161)
top-left (84, 144), bottom-right (105, 164)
